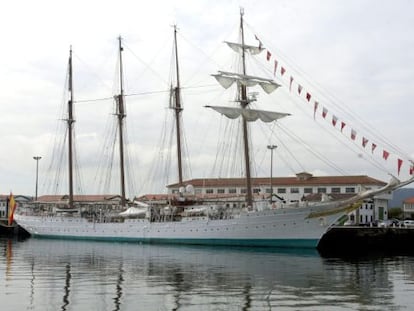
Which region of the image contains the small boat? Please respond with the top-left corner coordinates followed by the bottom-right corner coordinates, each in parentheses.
top-left (0, 194), bottom-right (20, 235)
top-left (0, 221), bottom-right (18, 235)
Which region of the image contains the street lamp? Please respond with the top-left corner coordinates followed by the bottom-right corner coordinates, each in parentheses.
top-left (33, 156), bottom-right (42, 201)
top-left (267, 145), bottom-right (277, 203)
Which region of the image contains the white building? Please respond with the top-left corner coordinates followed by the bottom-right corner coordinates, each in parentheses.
top-left (402, 197), bottom-right (414, 219)
top-left (166, 172), bottom-right (391, 225)
top-left (0, 196), bottom-right (7, 219)
top-left (0, 195), bottom-right (32, 220)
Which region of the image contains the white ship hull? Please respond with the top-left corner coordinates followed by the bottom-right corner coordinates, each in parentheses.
top-left (14, 207), bottom-right (340, 248)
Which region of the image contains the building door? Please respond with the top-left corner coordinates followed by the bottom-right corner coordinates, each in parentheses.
top-left (378, 206), bottom-right (384, 220)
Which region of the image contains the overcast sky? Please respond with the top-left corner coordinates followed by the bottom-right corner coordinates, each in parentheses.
top-left (1, 0), bottom-right (414, 197)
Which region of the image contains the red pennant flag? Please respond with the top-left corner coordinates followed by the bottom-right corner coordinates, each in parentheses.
top-left (371, 143), bottom-right (377, 153)
top-left (351, 129), bottom-right (357, 140)
top-left (313, 101), bottom-right (319, 119)
top-left (332, 115), bottom-right (338, 127)
top-left (322, 107), bottom-right (328, 118)
top-left (362, 137), bottom-right (368, 148)
top-left (298, 84), bottom-right (303, 94)
top-left (289, 76), bottom-right (294, 92)
top-left (383, 150), bottom-right (390, 160)
top-left (266, 50), bottom-right (271, 61)
top-left (306, 92), bottom-right (311, 102)
top-left (341, 122), bottom-right (346, 132)
top-left (398, 158), bottom-right (403, 175)
top-left (273, 60), bottom-right (278, 76)
top-left (281, 67), bottom-right (286, 76)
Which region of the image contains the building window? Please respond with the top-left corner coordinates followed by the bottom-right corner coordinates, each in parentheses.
top-left (346, 187), bottom-right (355, 193)
top-left (206, 189), bottom-right (214, 194)
top-left (331, 187), bottom-right (341, 193)
top-left (172, 189), bottom-right (179, 194)
top-left (228, 188), bottom-right (237, 194)
top-left (253, 188), bottom-right (260, 194)
top-left (195, 189), bottom-right (202, 194)
top-left (304, 188), bottom-right (313, 194)
top-left (317, 188), bottom-right (327, 193)
top-left (241, 188), bottom-right (247, 194)
top-left (217, 189), bottom-right (225, 194)
top-left (277, 188), bottom-right (286, 194)
top-left (265, 188), bottom-right (271, 193)
top-left (290, 188), bottom-right (299, 194)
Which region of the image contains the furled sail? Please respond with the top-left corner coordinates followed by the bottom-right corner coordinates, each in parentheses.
top-left (224, 41), bottom-right (264, 55)
top-left (212, 71), bottom-right (281, 94)
top-left (205, 105), bottom-right (290, 123)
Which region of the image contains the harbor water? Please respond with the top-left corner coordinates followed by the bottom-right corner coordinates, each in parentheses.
top-left (1, 237), bottom-right (413, 310)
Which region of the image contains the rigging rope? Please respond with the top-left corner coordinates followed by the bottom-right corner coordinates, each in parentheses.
top-left (245, 20), bottom-right (412, 175)
top-left (247, 45), bottom-right (393, 177)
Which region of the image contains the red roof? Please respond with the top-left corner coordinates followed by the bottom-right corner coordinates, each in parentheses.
top-left (167, 175), bottom-right (386, 188)
top-left (136, 194), bottom-right (170, 201)
top-left (36, 194), bottom-right (119, 203)
top-left (404, 197), bottom-right (414, 204)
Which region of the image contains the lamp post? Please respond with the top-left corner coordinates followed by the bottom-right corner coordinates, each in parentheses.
top-left (267, 145), bottom-right (277, 203)
top-left (33, 156), bottom-right (41, 201)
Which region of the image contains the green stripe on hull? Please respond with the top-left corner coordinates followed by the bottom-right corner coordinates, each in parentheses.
top-left (32, 234), bottom-right (318, 249)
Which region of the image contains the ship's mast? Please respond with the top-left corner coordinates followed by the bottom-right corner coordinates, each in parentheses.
top-left (116, 36), bottom-right (127, 207)
top-left (239, 9), bottom-right (253, 207)
top-left (173, 25), bottom-right (184, 185)
top-left (209, 9), bottom-right (286, 207)
top-left (67, 47), bottom-right (75, 209)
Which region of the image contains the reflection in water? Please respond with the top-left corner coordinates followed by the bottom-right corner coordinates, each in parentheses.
top-left (113, 263), bottom-right (123, 311)
top-left (5, 239), bottom-right (12, 279)
top-left (242, 284), bottom-right (252, 311)
top-left (0, 238), bottom-right (414, 310)
top-left (30, 260), bottom-right (35, 308)
top-left (62, 263), bottom-right (71, 311)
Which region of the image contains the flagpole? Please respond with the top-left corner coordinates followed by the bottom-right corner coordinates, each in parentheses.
top-left (33, 156), bottom-right (41, 201)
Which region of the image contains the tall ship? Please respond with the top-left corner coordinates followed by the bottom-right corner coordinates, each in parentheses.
top-left (14, 10), bottom-right (414, 248)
